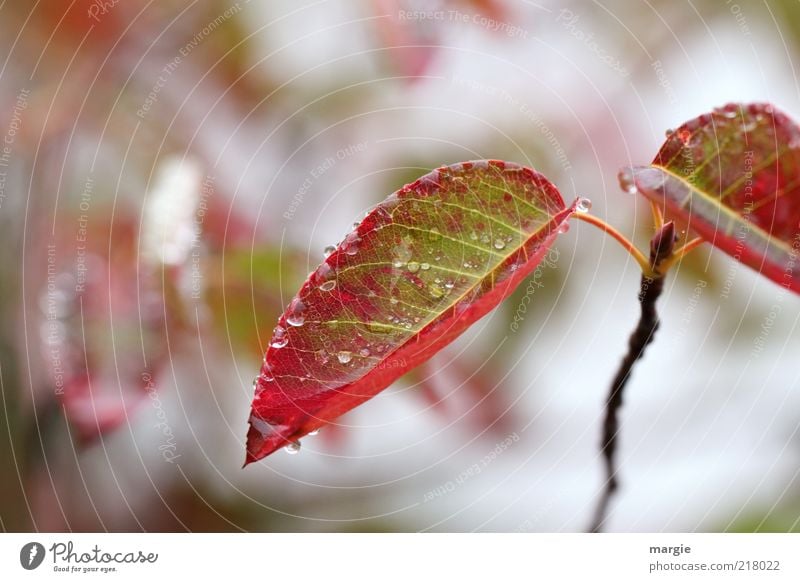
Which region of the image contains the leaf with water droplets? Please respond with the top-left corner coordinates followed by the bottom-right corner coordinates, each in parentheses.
top-left (622, 103), bottom-right (800, 292)
top-left (245, 160), bottom-right (578, 464)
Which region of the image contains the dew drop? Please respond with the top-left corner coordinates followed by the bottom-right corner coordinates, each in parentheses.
top-left (315, 262), bottom-right (333, 283)
top-left (665, 128), bottom-right (674, 138)
top-left (320, 280), bottom-right (336, 292)
top-left (359, 348), bottom-right (371, 357)
top-left (337, 351), bottom-right (353, 364)
top-left (308, 429), bottom-right (320, 436)
top-left (576, 197), bottom-right (592, 213)
top-left (469, 231), bottom-right (478, 241)
top-left (428, 284), bottom-right (444, 299)
top-left (393, 259), bottom-right (405, 269)
top-left (618, 169), bottom-right (638, 195)
top-left (480, 233), bottom-right (490, 244)
top-left (285, 441), bottom-right (301, 455)
top-left (343, 233), bottom-right (360, 255)
top-left (444, 280), bottom-right (455, 289)
top-left (389, 297), bottom-right (399, 305)
top-left (286, 298), bottom-right (306, 327)
top-left (323, 245), bottom-right (336, 258)
top-left (420, 262), bottom-right (430, 270)
top-left (271, 325), bottom-right (288, 348)
top-left (715, 107), bottom-right (738, 119)
top-left (407, 261), bottom-right (420, 273)
top-left (428, 227), bottom-right (441, 241)
top-left (558, 222), bottom-right (570, 234)
top-left (493, 238), bottom-right (506, 250)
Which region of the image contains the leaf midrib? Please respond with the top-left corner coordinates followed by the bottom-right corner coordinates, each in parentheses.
top-left (653, 164), bottom-right (796, 256)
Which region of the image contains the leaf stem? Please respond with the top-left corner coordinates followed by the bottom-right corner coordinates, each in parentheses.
top-left (573, 213), bottom-right (655, 277)
top-left (656, 236), bottom-right (705, 275)
top-left (589, 222), bottom-right (676, 533)
top-left (649, 201), bottom-right (664, 229)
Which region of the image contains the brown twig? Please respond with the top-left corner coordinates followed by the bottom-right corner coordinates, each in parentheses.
top-left (589, 222), bottom-right (676, 533)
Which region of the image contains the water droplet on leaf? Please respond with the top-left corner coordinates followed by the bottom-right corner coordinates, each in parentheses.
top-left (337, 351), bottom-right (352, 364)
top-left (271, 325), bottom-right (288, 348)
top-left (493, 239), bottom-right (506, 250)
top-left (428, 284), bottom-right (444, 299)
top-left (320, 280), bottom-right (336, 292)
top-left (715, 107), bottom-right (738, 119)
top-left (323, 245), bottom-right (336, 258)
top-left (407, 261), bottom-right (420, 273)
top-left (285, 441), bottom-right (301, 455)
top-left (343, 233), bottom-right (360, 255)
top-left (286, 298), bottom-right (306, 327)
top-left (618, 169), bottom-right (638, 195)
top-left (576, 198), bottom-right (592, 213)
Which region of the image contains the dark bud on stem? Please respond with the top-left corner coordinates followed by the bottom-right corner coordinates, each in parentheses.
top-left (650, 221), bottom-right (677, 266)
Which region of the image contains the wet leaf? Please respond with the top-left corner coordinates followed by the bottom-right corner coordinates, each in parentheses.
top-left (245, 160), bottom-right (577, 464)
top-left (623, 103), bottom-right (800, 293)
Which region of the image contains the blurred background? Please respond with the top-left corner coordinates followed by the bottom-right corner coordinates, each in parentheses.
top-left (1, 0), bottom-right (800, 533)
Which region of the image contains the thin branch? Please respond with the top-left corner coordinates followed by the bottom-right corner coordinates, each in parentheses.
top-left (589, 222), bottom-right (676, 533)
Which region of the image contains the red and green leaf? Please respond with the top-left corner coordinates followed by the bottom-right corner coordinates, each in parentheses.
top-left (245, 160), bottom-right (576, 464)
top-left (622, 103), bottom-right (800, 292)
